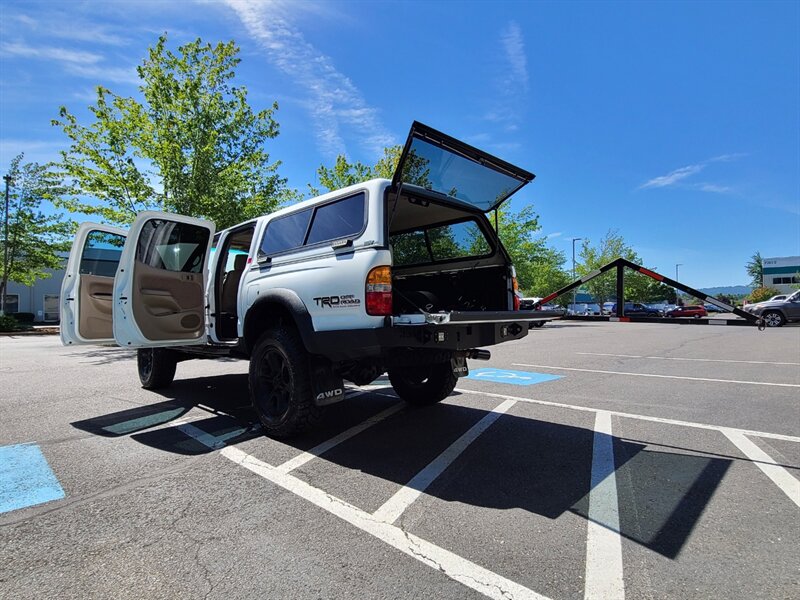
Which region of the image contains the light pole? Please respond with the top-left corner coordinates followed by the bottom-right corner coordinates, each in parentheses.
top-left (572, 237), bottom-right (582, 313)
top-left (675, 263), bottom-right (683, 306)
top-left (1, 174), bottom-right (10, 316)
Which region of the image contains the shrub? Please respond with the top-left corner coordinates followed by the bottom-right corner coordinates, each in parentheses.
top-left (748, 287), bottom-right (781, 304)
top-left (0, 314), bottom-right (20, 332)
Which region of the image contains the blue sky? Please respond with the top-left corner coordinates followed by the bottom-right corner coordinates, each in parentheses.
top-left (1, 0), bottom-right (798, 288)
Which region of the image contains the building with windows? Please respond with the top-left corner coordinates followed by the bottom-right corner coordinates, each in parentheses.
top-left (4, 264), bottom-right (65, 322)
top-left (762, 256), bottom-right (800, 294)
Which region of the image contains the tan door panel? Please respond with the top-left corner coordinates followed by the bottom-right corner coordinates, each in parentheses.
top-left (131, 261), bottom-right (204, 341)
top-left (78, 274), bottom-right (115, 339)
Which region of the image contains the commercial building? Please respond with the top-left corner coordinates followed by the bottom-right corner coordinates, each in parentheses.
top-left (762, 256), bottom-right (800, 294)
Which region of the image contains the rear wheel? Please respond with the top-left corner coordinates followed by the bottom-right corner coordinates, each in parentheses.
top-left (388, 362), bottom-right (457, 406)
top-left (137, 348), bottom-right (177, 389)
top-left (249, 328), bottom-right (322, 438)
top-left (762, 311), bottom-right (785, 327)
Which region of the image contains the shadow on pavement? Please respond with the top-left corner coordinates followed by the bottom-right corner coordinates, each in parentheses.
top-left (71, 372), bottom-right (734, 560)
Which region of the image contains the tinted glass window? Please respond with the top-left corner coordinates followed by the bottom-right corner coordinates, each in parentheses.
top-left (305, 193), bottom-right (365, 245)
top-left (80, 230), bottom-right (126, 276)
top-left (136, 220), bottom-right (210, 274)
top-left (398, 138), bottom-right (524, 211)
top-left (390, 219), bottom-right (492, 266)
top-left (261, 209), bottom-right (312, 256)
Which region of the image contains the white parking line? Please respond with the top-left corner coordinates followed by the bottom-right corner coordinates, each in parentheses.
top-left (512, 363), bottom-right (800, 388)
top-left (372, 399), bottom-right (516, 524)
top-left (277, 402), bottom-right (405, 474)
top-left (222, 446), bottom-right (551, 600)
top-left (720, 429), bottom-right (800, 509)
top-left (576, 352), bottom-right (800, 367)
top-left (584, 411), bottom-right (624, 600)
top-left (454, 388), bottom-right (800, 443)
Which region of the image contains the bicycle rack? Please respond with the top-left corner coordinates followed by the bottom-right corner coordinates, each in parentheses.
top-left (534, 258), bottom-right (763, 328)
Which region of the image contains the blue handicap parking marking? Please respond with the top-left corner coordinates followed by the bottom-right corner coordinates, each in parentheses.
top-left (0, 444), bottom-right (65, 514)
top-left (467, 368), bottom-right (562, 386)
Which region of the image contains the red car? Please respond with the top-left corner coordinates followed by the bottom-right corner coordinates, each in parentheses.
top-left (667, 305), bottom-right (707, 318)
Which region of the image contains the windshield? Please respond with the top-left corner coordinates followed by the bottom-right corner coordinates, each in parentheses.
top-left (393, 122), bottom-right (533, 212)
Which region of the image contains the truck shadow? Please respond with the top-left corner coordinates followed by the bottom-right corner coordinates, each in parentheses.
top-left (72, 372), bottom-right (736, 560)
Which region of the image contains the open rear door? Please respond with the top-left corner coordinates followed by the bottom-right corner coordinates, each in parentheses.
top-left (392, 121), bottom-right (535, 212)
top-left (60, 223), bottom-right (127, 346)
top-left (112, 212), bottom-right (215, 348)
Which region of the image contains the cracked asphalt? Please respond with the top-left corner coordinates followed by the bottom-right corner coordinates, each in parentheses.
top-left (1, 321), bottom-right (798, 599)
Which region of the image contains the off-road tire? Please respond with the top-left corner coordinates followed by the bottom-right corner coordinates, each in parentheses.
top-left (137, 348), bottom-right (178, 389)
top-left (762, 310), bottom-right (786, 328)
top-left (249, 328), bottom-right (322, 438)
top-left (388, 362), bottom-right (458, 406)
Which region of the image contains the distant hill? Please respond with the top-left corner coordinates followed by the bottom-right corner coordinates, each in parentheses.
top-left (698, 285), bottom-right (752, 297)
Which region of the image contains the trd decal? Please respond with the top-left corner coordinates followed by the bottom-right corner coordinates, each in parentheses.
top-left (313, 295), bottom-right (361, 308)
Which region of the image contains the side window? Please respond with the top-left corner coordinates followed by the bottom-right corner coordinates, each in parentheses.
top-left (305, 193), bottom-right (365, 245)
top-left (80, 230), bottom-right (126, 276)
top-left (259, 193), bottom-right (366, 257)
top-left (136, 220), bottom-right (210, 274)
top-left (261, 209), bottom-right (312, 256)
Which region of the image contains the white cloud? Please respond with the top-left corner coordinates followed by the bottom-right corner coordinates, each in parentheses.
top-left (9, 13), bottom-right (129, 46)
top-left (639, 153), bottom-right (745, 192)
top-left (0, 41), bottom-right (103, 65)
top-left (546, 232), bottom-right (563, 239)
top-left (484, 22), bottom-right (529, 133)
top-left (639, 164), bottom-right (704, 189)
top-left (693, 183), bottom-right (733, 194)
top-left (0, 41), bottom-right (138, 85)
top-left (223, 0), bottom-right (394, 159)
top-left (501, 22), bottom-right (529, 94)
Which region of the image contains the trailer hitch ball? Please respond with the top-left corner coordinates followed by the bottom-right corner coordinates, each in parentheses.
top-left (467, 349), bottom-right (491, 361)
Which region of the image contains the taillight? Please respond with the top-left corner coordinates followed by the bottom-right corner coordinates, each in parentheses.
top-left (512, 273), bottom-right (520, 311)
top-left (366, 266), bottom-right (392, 316)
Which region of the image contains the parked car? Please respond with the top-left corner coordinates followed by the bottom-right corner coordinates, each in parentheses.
top-left (768, 295), bottom-right (787, 302)
top-left (703, 304), bottom-right (724, 313)
top-left (607, 302), bottom-right (663, 317)
top-left (743, 290), bottom-right (800, 327)
top-left (667, 305), bottom-right (707, 318)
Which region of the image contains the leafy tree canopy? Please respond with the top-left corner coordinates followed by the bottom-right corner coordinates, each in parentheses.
top-left (577, 230), bottom-right (672, 305)
top-left (1, 154), bottom-right (72, 314)
top-left (748, 286), bottom-right (781, 303)
top-left (53, 34), bottom-right (298, 229)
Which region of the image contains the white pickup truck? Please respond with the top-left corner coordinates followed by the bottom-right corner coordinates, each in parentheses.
top-left (60, 121), bottom-right (559, 437)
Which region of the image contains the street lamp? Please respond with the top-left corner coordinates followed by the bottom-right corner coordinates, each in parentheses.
top-left (675, 263), bottom-right (683, 306)
top-left (1, 174), bottom-right (11, 316)
top-left (572, 237), bottom-right (582, 313)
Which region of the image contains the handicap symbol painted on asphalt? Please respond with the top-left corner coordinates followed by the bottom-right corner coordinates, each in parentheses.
top-left (466, 368), bottom-right (562, 386)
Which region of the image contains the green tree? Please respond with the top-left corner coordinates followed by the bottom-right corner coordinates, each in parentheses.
top-left (748, 286), bottom-right (781, 303)
top-left (576, 230), bottom-right (666, 306)
top-left (309, 145), bottom-right (430, 196)
top-left (487, 206), bottom-right (569, 296)
top-left (52, 35), bottom-right (297, 229)
top-left (1, 154), bottom-right (72, 314)
top-left (745, 251), bottom-right (763, 288)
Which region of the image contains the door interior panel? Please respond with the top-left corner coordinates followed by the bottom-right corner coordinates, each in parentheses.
top-left (131, 260), bottom-right (204, 341)
top-left (78, 274), bottom-right (115, 339)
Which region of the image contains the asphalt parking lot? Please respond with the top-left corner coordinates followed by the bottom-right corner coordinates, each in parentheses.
top-left (1, 321), bottom-right (798, 599)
